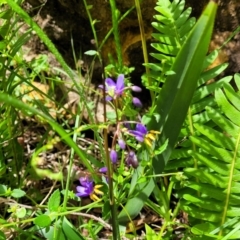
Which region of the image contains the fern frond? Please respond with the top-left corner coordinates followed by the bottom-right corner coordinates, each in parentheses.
top-left (177, 73), bottom-right (240, 238)
top-left (144, 0), bottom-right (196, 89)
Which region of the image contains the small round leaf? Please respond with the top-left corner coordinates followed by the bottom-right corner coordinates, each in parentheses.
top-left (34, 215), bottom-right (51, 227)
top-left (16, 207), bottom-right (27, 219)
top-left (11, 189), bottom-right (26, 198)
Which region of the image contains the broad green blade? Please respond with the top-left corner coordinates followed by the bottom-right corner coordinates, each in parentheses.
top-left (118, 0), bottom-right (218, 224)
top-left (149, 0), bottom-right (218, 174)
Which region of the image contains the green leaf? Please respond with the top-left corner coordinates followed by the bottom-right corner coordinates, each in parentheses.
top-left (0, 40), bottom-right (7, 50)
top-left (154, 139), bottom-right (168, 156)
top-left (183, 182), bottom-right (240, 206)
top-left (215, 86), bottom-right (240, 126)
top-left (84, 50), bottom-right (98, 56)
top-left (48, 189), bottom-right (61, 212)
top-left (119, 1), bottom-right (218, 224)
top-left (194, 123), bottom-right (235, 150)
top-left (145, 224), bottom-right (158, 239)
top-left (11, 189), bottom-right (26, 198)
top-left (191, 223), bottom-right (219, 237)
top-left (0, 185), bottom-right (7, 195)
top-left (184, 168), bottom-right (226, 188)
top-left (62, 217), bottom-right (84, 240)
top-left (206, 106), bottom-right (239, 139)
top-left (118, 165), bottom-right (155, 223)
top-left (0, 230), bottom-right (6, 240)
top-left (149, 0), bottom-right (218, 174)
top-left (37, 217), bottom-right (84, 240)
top-left (106, 111), bottom-right (117, 120)
top-left (178, 72), bottom-right (240, 238)
top-left (193, 75), bottom-right (232, 103)
top-left (15, 207), bottom-right (27, 218)
top-left (182, 194), bottom-right (224, 212)
top-left (181, 200), bottom-right (221, 222)
top-left (34, 215), bottom-right (52, 228)
top-left (175, 7), bottom-right (192, 27)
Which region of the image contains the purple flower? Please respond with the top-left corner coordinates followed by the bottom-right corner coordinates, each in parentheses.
top-left (99, 74), bottom-right (125, 101)
top-left (126, 151), bottom-right (139, 168)
top-left (118, 139), bottom-right (126, 150)
top-left (76, 177), bottom-right (103, 201)
top-left (129, 123), bottom-right (148, 142)
top-left (76, 177), bottom-right (94, 198)
top-left (110, 149), bottom-right (118, 163)
top-left (132, 97), bottom-right (142, 108)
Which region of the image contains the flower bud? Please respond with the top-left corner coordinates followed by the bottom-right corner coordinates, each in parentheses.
top-left (132, 97), bottom-right (142, 108)
top-left (99, 167), bottom-right (108, 173)
top-left (131, 86), bottom-right (142, 92)
top-left (110, 149), bottom-right (118, 163)
top-left (126, 151), bottom-right (139, 168)
top-left (118, 139), bottom-right (126, 149)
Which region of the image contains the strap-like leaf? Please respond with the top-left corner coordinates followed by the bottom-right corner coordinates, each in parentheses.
top-left (118, 0), bottom-right (218, 224)
top-left (149, 1), bottom-right (218, 174)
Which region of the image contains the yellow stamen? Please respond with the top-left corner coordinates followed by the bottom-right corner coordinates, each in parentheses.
top-left (90, 185), bottom-right (103, 201)
top-left (90, 193), bottom-right (100, 201)
top-left (94, 185), bottom-right (104, 195)
top-left (144, 138), bottom-right (152, 148)
top-left (146, 133), bottom-right (156, 141)
top-left (149, 130), bottom-right (161, 134)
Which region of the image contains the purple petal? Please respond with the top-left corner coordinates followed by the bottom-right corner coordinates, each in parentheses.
top-left (136, 124), bottom-right (148, 135)
top-left (132, 97), bottom-right (142, 108)
top-left (131, 86), bottom-right (142, 92)
top-left (76, 186), bottom-right (90, 197)
top-left (118, 139), bottom-right (126, 149)
top-left (98, 84), bottom-right (104, 89)
top-left (105, 78), bottom-right (116, 87)
top-left (116, 74), bottom-right (125, 94)
top-left (106, 96), bottom-right (113, 101)
top-left (110, 149), bottom-right (118, 163)
top-left (79, 177), bottom-right (89, 187)
top-left (129, 130), bottom-right (145, 139)
top-left (135, 136), bottom-right (144, 142)
top-left (99, 167), bottom-right (108, 173)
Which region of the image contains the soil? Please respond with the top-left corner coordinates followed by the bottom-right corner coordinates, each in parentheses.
top-left (22, 0), bottom-right (240, 77)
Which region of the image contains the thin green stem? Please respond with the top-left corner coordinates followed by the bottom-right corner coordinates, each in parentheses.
top-left (99, 5), bottom-right (135, 51)
top-left (109, 0), bottom-right (123, 72)
top-left (159, 178), bottom-right (170, 221)
top-left (62, 114), bottom-right (80, 211)
top-left (134, 0), bottom-right (154, 101)
top-left (187, 107), bottom-right (197, 168)
top-left (101, 59), bottom-right (120, 239)
top-left (172, 200), bottom-right (181, 220)
top-left (82, 0), bottom-right (99, 49)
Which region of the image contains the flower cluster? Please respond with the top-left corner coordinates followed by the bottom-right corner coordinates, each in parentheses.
top-left (76, 74), bottom-right (160, 201)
